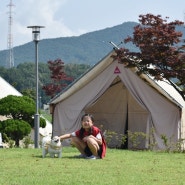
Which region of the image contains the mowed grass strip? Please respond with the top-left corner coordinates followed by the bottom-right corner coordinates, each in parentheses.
top-left (1, 147), bottom-right (185, 185)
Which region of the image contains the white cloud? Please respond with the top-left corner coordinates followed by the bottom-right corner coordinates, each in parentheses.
top-left (1, 0), bottom-right (185, 51)
top-left (0, 0), bottom-right (81, 50)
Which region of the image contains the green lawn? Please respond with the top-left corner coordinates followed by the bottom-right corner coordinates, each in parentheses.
top-left (1, 147), bottom-right (185, 185)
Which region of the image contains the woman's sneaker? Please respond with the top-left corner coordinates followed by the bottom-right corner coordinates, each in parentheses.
top-left (75, 154), bottom-right (86, 158)
top-left (86, 155), bottom-right (100, 159)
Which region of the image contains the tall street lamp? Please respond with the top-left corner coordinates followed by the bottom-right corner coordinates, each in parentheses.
top-left (27, 25), bottom-right (45, 148)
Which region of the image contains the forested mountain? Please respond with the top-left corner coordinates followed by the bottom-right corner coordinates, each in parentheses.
top-left (0, 22), bottom-right (138, 67)
top-left (1, 22), bottom-right (185, 68)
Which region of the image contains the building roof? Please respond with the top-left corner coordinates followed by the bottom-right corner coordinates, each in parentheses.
top-left (0, 76), bottom-right (22, 99)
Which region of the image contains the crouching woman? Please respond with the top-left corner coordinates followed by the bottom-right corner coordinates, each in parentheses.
top-left (59, 114), bottom-right (106, 159)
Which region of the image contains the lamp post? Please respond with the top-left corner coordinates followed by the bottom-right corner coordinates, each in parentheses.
top-left (27, 26), bottom-right (44, 148)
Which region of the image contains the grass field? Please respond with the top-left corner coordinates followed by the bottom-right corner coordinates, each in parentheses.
top-left (1, 147), bottom-right (185, 185)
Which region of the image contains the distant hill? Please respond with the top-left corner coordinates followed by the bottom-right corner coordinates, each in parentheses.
top-left (0, 21), bottom-right (184, 67)
top-left (0, 22), bottom-right (138, 67)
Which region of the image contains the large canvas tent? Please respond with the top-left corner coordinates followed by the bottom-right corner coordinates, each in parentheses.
top-left (49, 51), bottom-right (185, 150)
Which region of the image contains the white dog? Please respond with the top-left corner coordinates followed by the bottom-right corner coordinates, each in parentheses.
top-left (42, 136), bottom-right (62, 158)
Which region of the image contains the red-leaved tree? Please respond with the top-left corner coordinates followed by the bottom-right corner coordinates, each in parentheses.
top-left (113, 14), bottom-right (185, 100)
top-left (42, 59), bottom-right (73, 98)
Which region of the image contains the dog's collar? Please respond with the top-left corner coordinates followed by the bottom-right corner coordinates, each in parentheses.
top-left (50, 145), bottom-right (62, 150)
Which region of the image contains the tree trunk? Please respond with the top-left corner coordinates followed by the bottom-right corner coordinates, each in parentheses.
top-left (15, 138), bottom-right (19, 147)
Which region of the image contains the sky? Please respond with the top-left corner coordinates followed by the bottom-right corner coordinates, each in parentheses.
top-left (1, 0), bottom-right (185, 51)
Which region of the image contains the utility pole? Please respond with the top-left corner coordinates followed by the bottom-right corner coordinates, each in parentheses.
top-left (6, 0), bottom-right (14, 68)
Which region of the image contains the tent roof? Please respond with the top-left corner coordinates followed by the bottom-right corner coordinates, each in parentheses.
top-left (0, 76), bottom-right (22, 99)
top-left (49, 51), bottom-right (114, 105)
top-left (49, 51), bottom-right (185, 108)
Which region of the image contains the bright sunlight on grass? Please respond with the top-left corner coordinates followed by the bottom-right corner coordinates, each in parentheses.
top-left (1, 147), bottom-right (185, 185)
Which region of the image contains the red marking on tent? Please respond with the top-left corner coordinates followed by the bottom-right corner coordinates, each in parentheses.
top-left (114, 66), bottom-right (121, 74)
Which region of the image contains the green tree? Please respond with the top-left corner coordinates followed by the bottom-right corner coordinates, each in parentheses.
top-left (0, 95), bottom-right (46, 128)
top-left (21, 88), bottom-right (35, 101)
top-left (0, 119), bottom-right (31, 146)
top-left (65, 63), bottom-right (91, 78)
top-left (0, 95), bottom-right (35, 122)
top-left (113, 14), bottom-right (185, 99)
top-left (0, 95), bottom-right (46, 146)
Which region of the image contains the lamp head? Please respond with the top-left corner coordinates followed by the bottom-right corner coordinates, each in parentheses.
top-left (27, 26), bottom-right (45, 41)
